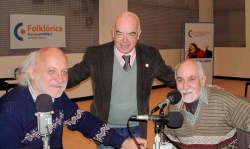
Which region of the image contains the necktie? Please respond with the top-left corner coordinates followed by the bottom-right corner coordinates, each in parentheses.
top-left (122, 55), bottom-right (131, 71)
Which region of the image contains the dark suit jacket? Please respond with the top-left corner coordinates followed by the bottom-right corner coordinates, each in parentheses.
top-left (67, 41), bottom-right (176, 138)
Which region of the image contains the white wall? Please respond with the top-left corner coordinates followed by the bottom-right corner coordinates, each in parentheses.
top-left (0, 0), bottom-right (249, 98)
top-left (214, 0), bottom-right (250, 78)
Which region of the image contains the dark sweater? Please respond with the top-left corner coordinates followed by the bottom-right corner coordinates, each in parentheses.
top-left (0, 86), bottom-right (125, 149)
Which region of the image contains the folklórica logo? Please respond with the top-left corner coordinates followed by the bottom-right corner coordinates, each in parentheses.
top-left (14, 22), bottom-right (25, 41)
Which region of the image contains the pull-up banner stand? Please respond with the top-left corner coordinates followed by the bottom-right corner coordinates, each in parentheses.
top-left (184, 23), bottom-right (214, 85)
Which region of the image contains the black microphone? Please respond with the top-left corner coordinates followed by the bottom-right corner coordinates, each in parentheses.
top-left (130, 112), bottom-right (183, 128)
top-left (151, 90), bottom-right (182, 114)
top-left (35, 94), bottom-right (53, 149)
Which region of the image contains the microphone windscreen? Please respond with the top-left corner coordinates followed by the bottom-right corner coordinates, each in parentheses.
top-left (36, 94), bottom-right (53, 112)
top-left (167, 90), bottom-right (182, 105)
top-left (166, 111), bottom-right (183, 128)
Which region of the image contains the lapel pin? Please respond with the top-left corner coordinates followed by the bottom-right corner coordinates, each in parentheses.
top-left (145, 64), bottom-right (149, 67)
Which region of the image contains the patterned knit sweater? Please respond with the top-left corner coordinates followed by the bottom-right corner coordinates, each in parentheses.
top-left (0, 86), bottom-right (126, 149)
top-left (165, 87), bottom-right (250, 149)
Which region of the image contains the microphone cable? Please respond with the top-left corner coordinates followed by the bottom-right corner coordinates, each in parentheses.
top-left (127, 117), bottom-right (141, 149)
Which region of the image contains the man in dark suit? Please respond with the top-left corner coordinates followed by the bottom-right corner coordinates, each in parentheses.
top-left (67, 11), bottom-right (176, 149)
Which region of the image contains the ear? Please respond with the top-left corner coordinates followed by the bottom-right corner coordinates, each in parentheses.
top-left (137, 29), bottom-right (141, 40)
top-left (112, 28), bottom-right (115, 38)
top-left (201, 76), bottom-right (206, 87)
top-left (28, 65), bottom-right (35, 80)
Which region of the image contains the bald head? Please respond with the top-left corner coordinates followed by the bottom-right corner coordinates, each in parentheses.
top-left (35, 47), bottom-right (68, 67)
top-left (175, 60), bottom-right (205, 80)
top-left (114, 11), bottom-right (141, 31)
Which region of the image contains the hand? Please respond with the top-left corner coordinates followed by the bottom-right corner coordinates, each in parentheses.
top-left (206, 45), bottom-right (209, 50)
top-left (121, 137), bottom-right (147, 149)
top-left (206, 84), bottom-right (224, 90)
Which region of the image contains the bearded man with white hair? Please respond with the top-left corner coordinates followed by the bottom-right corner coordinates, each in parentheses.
top-left (164, 59), bottom-right (250, 149)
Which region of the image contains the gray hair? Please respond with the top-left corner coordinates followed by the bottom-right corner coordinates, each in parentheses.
top-left (175, 60), bottom-right (205, 80)
top-left (18, 50), bottom-right (38, 86)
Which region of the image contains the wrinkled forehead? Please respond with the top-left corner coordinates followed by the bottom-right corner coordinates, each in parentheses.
top-left (177, 61), bottom-right (199, 78)
top-left (36, 49), bottom-right (68, 69)
top-left (115, 14), bottom-right (140, 31)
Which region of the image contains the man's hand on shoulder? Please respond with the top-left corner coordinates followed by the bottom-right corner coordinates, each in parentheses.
top-left (206, 84), bottom-right (224, 90)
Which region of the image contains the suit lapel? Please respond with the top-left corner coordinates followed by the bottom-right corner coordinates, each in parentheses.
top-left (99, 43), bottom-right (114, 104)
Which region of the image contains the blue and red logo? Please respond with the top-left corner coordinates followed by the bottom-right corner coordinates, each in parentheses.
top-left (188, 29), bottom-right (211, 38)
top-left (14, 22), bottom-right (25, 41)
top-left (188, 30), bottom-right (193, 38)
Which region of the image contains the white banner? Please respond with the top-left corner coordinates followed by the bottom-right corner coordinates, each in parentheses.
top-left (10, 14), bottom-right (65, 49)
top-left (184, 23), bottom-right (214, 84)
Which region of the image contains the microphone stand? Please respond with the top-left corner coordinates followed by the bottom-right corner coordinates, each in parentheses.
top-left (159, 108), bottom-right (166, 143)
top-left (154, 122), bottom-right (161, 149)
top-left (153, 108), bottom-right (165, 149)
top-left (42, 125), bottom-right (51, 149)
top-left (42, 134), bottom-right (50, 149)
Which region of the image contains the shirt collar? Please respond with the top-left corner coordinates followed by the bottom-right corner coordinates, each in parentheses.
top-left (177, 87), bottom-right (208, 125)
top-left (114, 46), bottom-right (136, 66)
top-left (199, 86), bottom-right (209, 104)
top-left (28, 82), bottom-right (55, 102)
top-left (114, 45), bottom-right (136, 56)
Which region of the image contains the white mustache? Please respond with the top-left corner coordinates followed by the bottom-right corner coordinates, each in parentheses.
top-left (181, 89), bottom-right (194, 94)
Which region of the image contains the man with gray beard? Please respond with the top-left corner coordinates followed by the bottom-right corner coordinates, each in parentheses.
top-left (165, 59), bottom-right (250, 149)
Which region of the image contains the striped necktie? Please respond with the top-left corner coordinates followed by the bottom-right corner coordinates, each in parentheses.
top-left (122, 55), bottom-right (131, 71)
